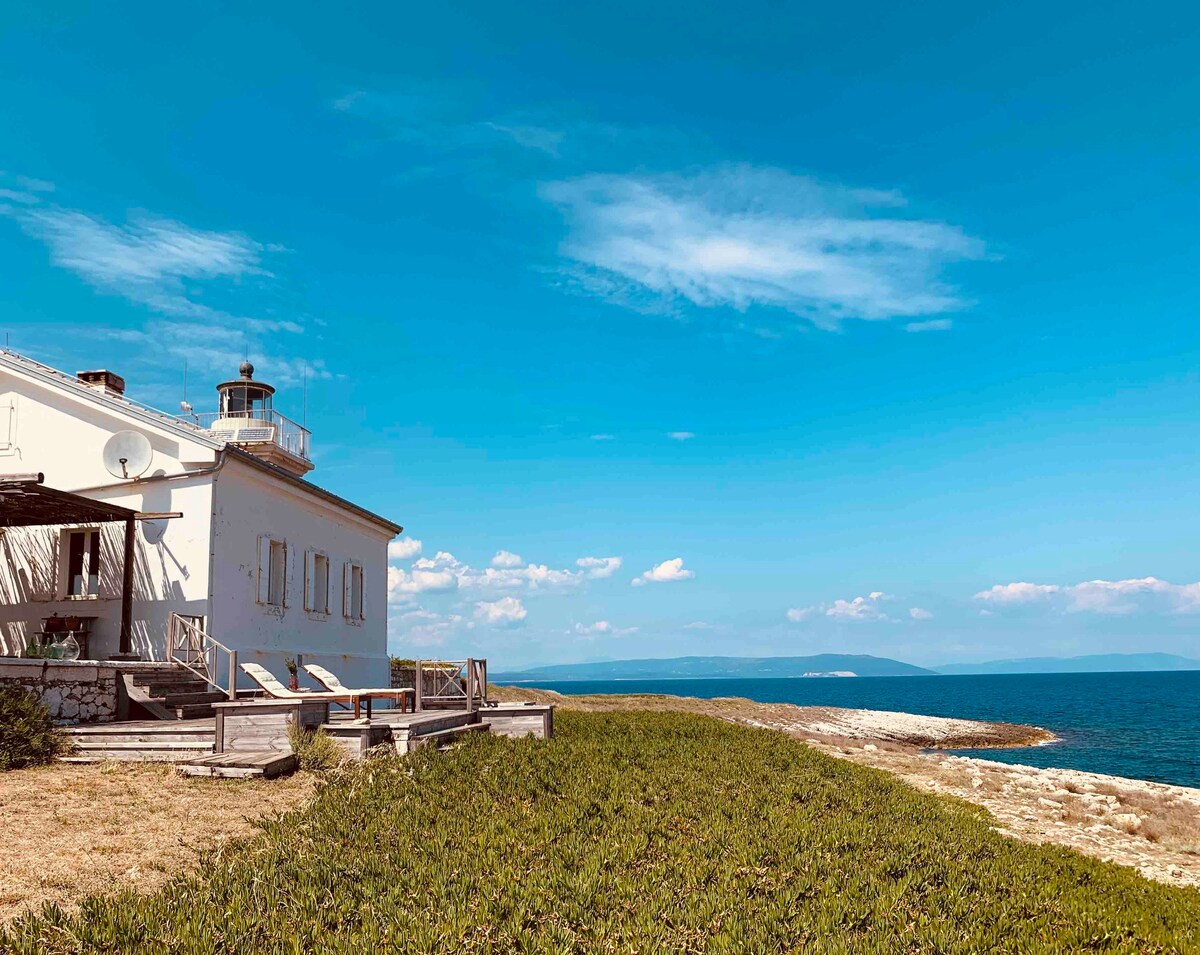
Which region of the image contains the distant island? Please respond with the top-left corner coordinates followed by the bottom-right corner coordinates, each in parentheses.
top-left (495, 650), bottom-right (1200, 682)
top-left (933, 652), bottom-right (1200, 675)
top-left (493, 654), bottom-right (936, 682)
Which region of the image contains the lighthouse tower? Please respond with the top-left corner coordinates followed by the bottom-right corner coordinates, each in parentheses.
top-left (208, 361), bottom-right (313, 476)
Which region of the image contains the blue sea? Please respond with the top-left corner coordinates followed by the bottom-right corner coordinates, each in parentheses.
top-left (526, 671), bottom-right (1200, 789)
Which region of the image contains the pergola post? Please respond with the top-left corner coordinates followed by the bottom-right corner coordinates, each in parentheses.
top-left (111, 515), bottom-right (140, 660)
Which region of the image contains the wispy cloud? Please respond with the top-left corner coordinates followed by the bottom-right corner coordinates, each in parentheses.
top-left (333, 88), bottom-right (565, 160)
top-left (14, 206), bottom-right (269, 319)
top-left (667, 431), bottom-right (695, 441)
top-left (974, 577), bottom-right (1200, 615)
top-left (483, 122), bottom-right (564, 157)
top-left (1, 176), bottom-right (325, 387)
top-left (905, 319), bottom-right (953, 333)
top-left (632, 557), bottom-right (694, 586)
top-left (542, 165), bottom-right (986, 331)
top-left (909, 607), bottom-right (934, 620)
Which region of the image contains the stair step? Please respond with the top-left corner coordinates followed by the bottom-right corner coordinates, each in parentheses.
top-left (64, 732), bottom-right (213, 744)
top-left (141, 681), bottom-right (212, 696)
top-left (161, 691), bottom-right (228, 706)
top-left (61, 754), bottom-right (193, 763)
top-left (173, 703), bottom-right (220, 719)
top-left (71, 740), bottom-right (213, 751)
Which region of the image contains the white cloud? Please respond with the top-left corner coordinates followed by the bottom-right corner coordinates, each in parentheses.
top-left (909, 607), bottom-right (934, 620)
top-left (632, 557), bottom-right (695, 586)
top-left (392, 609), bottom-right (473, 647)
top-left (388, 565), bottom-right (459, 598)
top-left (388, 538), bottom-right (423, 561)
top-left (974, 577), bottom-right (1200, 615)
top-left (826, 593), bottom-right (890, 620)
top-left (395, 549), bottom-right (606, 593)
top-left (682, 621), bottom-right (712, 630)
top-left (788, 591), bottom-right (892, 622)
top-left (491, 550), bottom-right (524, 568)
top-left (667, 431), bottom-right (695, 441)
top-left (576, 556), bottom-right (622, 579)
top-left (571, 620), bottom-right (638, 637)
top-left (974, 582), bottom-right (1061, 604)
top-left (475, 596), bottom-right (528, 626)
top-left (905, 319), bottom-right (953, 333)
top-left (541, 165), bottom-right (986, 331)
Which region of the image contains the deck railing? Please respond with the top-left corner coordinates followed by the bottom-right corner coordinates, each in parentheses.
top-left (394, 658), bottom-right (487, 711)
top-left (166, 613), bottom-right (238, 699)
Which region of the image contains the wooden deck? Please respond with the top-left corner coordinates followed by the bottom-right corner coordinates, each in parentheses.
top-left (62, 718), bottom-right (216, 762)
top-left (180, 751), bottom-right (298, 779)
top-left (59, 702), bottom-right (553, 764)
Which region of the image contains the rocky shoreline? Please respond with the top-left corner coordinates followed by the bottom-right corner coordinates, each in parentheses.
top-left (493, 686), bottom-right (1199, 888)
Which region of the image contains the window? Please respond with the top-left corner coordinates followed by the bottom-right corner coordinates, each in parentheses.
top-left (304, 550), bottom-right (330, 615)
top-left (343, 561), bottom-right (364, 620)
top-left (257, 536), bottom-right (288, 607)
top-left (64, 529), bottom-right (100, 597)
top-left (0, 398), bottom-right (16, 455)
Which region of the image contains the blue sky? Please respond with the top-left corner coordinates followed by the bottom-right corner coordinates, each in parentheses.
top-left (2, 1), bottom-right (1199, 668)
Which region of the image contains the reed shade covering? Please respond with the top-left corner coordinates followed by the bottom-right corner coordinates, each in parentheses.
top-left (0, 475), bottom-right (140, 655)
top-left (0, 476), bottom-right (136, 527)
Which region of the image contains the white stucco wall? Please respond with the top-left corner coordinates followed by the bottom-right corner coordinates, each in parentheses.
top-left (0, 357), bottom-right (397, 681)
top-left (209, 455), bottom-right (393, 691)
top-left (0, 364), bottom-right (218, 658)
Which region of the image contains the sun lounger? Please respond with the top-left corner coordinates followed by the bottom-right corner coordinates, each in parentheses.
top-left (302, 663), bottom-right (415, 713)
top-left (240, 662), bottom-right (371, 719)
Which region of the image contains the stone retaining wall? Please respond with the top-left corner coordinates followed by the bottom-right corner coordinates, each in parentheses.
top-left (0, 659), bottom-right (119, 723)
top-left (0, 659), bottom-right (186, 724)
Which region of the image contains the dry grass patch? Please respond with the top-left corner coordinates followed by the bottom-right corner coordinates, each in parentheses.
top-left (0, 761), bottom-right (314, 923)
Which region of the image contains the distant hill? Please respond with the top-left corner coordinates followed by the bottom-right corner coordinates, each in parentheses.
top-left (493, 654), bottom-right (937, 682)
top-left (934, 652), bottom-right (1200, 676)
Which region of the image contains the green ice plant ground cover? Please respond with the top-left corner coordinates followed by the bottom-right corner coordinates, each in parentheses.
top-left (4, 710), bottom-right (1199, 953)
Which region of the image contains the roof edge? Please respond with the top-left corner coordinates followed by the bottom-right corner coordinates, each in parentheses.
top-left (0, 350), bottom-right (224, 452)
top-left (224, 447), bottom-right (402, 536)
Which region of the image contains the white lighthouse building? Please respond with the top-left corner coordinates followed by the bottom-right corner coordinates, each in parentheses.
top-left (0, 350), bottom-right (400, 691)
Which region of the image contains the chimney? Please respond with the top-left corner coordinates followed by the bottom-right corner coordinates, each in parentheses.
top-left (77, 369), bottom-right (126, 397)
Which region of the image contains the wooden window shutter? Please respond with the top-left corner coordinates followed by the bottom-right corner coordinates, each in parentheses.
top-left (343, 561), bottom-right (352, 618)
top-left (28, 528), bottom-right (57, 600)
top-left (257, 535), bottom-right (271, 604)
top-left (303, 550), bottom-right (316, 611)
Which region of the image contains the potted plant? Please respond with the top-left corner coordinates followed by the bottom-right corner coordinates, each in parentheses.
top-left (285, 657), bottom-right (300, 691)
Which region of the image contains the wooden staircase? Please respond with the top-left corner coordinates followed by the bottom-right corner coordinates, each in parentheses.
top-left (61, 720), bottom-right (215, 762)
top-left (122, 666), bottom-right (229, 720)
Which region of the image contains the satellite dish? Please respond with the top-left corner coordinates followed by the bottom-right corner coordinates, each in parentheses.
top-left (102, 431), bottom-right (153, 480)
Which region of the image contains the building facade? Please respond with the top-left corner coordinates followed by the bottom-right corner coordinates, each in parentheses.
top-left (0, 351), bottom-right (399, 690)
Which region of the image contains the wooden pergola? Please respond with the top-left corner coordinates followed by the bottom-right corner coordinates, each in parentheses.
top-left (0, 473), bottom-right (161, 659)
